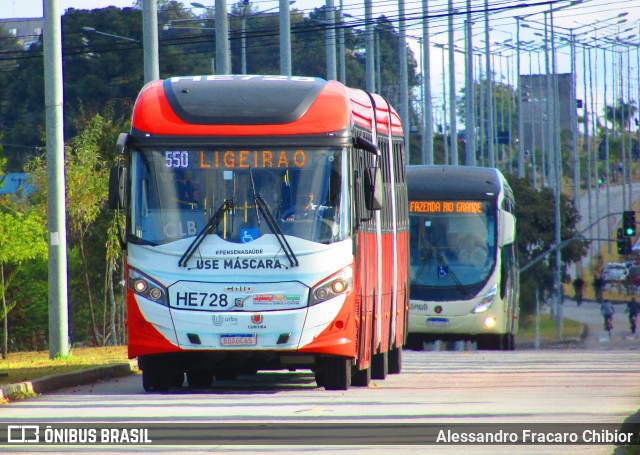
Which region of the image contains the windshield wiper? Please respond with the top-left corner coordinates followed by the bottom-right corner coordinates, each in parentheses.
top-left (250, 169), bottom-right (298, 268)
top-left (436, 251), bottom-right (470, 298)
top-left (178, 199), bottom-right (234, 267)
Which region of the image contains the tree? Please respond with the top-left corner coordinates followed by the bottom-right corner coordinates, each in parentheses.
top-left (508, 173), bottom-right (588, 316)
top-left (605, 98), bottom-right (638, 133)
top-left (0, 206), bottom-right (48, 358)
top-left (26, 111), bottom-right (124, 346)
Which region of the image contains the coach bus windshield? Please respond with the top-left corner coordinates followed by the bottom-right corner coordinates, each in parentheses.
top-left (128, 147), bottom-right (349, 246)
top-left (409, 200), bottom-right (497, 291)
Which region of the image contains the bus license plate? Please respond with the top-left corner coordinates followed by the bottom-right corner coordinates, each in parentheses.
top-left (426, 317), bottom-right (449, 327)
top-left (220, 334), bottom-right (257, 346)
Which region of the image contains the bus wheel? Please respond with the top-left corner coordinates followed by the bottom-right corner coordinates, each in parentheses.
top-left (187, 370), bottom-right (214, 388)
top-left (476, 334), bottom-right (501, 351)
top-left (170, 370), bottom-right (185, 387)
top-left (351, 365), bottom-right (371, 387)
top-left (322, 357), bottom-right (351, 391)
top-left (503, 333), bottom-right (516, 351)
top-left (404, 334), bottom-right (423, 351)
top-left (142, 365), bottom-right (170, 392)
top-left (371, 351), bottom-right (388, 380)
top-left (388, 347), bottom-right (402, 374)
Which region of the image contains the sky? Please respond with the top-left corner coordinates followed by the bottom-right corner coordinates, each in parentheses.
top-left (3, 0), bottom-right (640, 122)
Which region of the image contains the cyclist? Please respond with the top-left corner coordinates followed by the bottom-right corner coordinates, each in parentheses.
top-left (600, 300), bottom-right (615, 338)
top-left (627, 297), bottom-right (639, 335)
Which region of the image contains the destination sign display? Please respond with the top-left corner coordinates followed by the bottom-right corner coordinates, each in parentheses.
top-left (409, 200), bottom-right (483, 214)
top-left (164, 149), bottom-right (309, 170)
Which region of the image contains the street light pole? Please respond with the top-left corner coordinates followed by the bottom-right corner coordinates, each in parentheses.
top-left (421, 0), bottom-right (433, 164)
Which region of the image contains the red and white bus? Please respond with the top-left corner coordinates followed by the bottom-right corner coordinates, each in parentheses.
top-left (109, 75), bottom-right (409, 391)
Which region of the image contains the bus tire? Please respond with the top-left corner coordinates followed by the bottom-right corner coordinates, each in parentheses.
top-left (170, 370), bottom-right (185, 387)
top-left (404, 334), bottom-right (423, 351)
top-left (476, 334), bottom-right (501, 351)
top-left (371, 351), bottom-right (388, 379)
top-left (187, 370), bottom-right (214, 388)
top-left (142, 366), bottom-right (170, 392)
top-left (322, 357), bottom-right (351, 391)
top-left (351, 365), bottom-right (371, 387)
top-left (388, 346), bottom-right (402, 374)
top-left (503, 333), bottom-right (516, 351)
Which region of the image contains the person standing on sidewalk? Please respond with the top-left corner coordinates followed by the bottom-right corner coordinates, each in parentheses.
top-left (627, 297), bottom-right (639, 335)
top-left (572, 276), bottom-right (585, 306)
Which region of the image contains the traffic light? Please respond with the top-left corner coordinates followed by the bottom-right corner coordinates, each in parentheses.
top-left (617, 228), bottom-right (632, 255)
top-left (623, 210), bottom-right (636, 236)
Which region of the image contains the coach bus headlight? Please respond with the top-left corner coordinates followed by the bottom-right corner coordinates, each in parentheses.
top-left (128, 267), bottom-right (168, 306)
top-left (309, 266), bottom-right (353, 306)
top-left (472, 284), bottom-right (497, 314)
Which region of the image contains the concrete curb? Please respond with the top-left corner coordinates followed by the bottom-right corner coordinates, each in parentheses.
top-left (0, 362), bottom-right (135, 401)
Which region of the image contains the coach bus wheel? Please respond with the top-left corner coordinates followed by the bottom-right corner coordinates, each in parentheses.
top-left (322, 357), bottom-right (351, 391)
top-left (314, 369), bottom-right (325, 388)
top-left (387, 347), bottom-right (402, 374)
top-left (503, 333), bottom-right (516, 351)
top-left (351, 365), bottom-right (371, 387)
top-left (371, 351), bottom-right (388, 380)
top-left (404, 334), bottom-right (423, 351)
top-left (187, 370), bottom-right (214, 388)
top-left (476, 334), bottom-right (502, 351)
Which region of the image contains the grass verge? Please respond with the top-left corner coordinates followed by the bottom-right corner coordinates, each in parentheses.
top-left (0, 346), bottom-right (131, 386)
top-left (517, 313), bottom-right (584, 345)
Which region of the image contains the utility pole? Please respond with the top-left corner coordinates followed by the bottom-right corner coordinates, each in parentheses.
top-left (421, 0), bottom-right (433, 164)
top-left (44, 0), bottom-right (69, 359)
top-left (365, 0), bottom-right (374, 92)
top-left (464, 2), bottom-right (475, 167)
top-left (399, 0), bottom-right (409, 157)
top-left (325, 0), bottom-right (336, 80)
top-left (280, 0), bottom-right (292, 75)
top-left (447, 0), bottom-right (457, 164)
top-left (215, 0), bottom-right (230, 74)
top-left (143, 0), bottom-right (159, 82)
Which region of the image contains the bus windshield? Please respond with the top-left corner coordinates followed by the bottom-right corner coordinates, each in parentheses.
top-left (409, 200), bottom-right (496, 288)
top-left (129, 147), bottom-right (349, 246)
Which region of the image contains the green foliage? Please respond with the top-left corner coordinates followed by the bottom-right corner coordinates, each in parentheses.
top-left (1, 2), bottom-right (422, 352)
top-left (507, 174), bottom-right (589, 316)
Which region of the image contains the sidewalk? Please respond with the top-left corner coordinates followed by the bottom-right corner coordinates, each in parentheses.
top-left (558, 299), bottom-right (640, 350)
top-left (0, 362), bottom-right (134, 401)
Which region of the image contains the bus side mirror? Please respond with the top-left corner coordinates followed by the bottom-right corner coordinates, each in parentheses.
top-left (353, 136), bottom-right (383, 212)
top-left (364, 167), bottom-right (382, 211)
top-left (108, 165), bottom-right (127, 210)
top-left (499, 210), bottom-right (515, 246)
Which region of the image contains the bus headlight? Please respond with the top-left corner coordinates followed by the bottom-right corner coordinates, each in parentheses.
top-left (309, 266), bottom-right (353, 306)
top-left (128, 267), bottom-right (168, 306)
top-left (472, 284), bottom-right (497, 314)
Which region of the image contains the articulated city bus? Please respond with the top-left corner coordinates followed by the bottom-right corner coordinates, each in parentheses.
top-left (406, 165), bottom-right (519, 350)
top-left (109, 75), bottom-right (409, 390)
